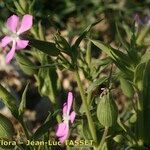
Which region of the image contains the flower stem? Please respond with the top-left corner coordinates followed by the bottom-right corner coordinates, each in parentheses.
top-left (75, 70), bottom-right (97, 143)
top-left (136, 91), bottom-right (144, 145)
top-left (47, 81), bottom-right (61, 123)
top-left (97, 127), bottom-right (109, 150)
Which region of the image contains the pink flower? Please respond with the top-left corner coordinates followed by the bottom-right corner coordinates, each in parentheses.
top-left (1, 14), bottom-right (33, 63)
top-left (56, 92), bottom-right (76, 143)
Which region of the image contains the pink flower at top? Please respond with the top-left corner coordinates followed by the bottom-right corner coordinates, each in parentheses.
top-left (56, 92), bottom-right (76, 143)
top-left (1, 14), bottom-right (33, 63)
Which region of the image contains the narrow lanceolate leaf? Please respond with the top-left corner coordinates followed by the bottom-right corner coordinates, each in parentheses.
top-left (90, 39), bottom-right (113, 56)
top-left (18, 82), bottom-right (29, 116)
top-left (90, 39), bottom-right (131, 66)
top-left (32, 112), bottom-right (58, 139)
top-left (13, 1), bottom-right (25, 14)
top-left (90, 39), bottom-right (133, 76)
top-left (72, 20), bottom-right (103, 49)
top-left (134, 62), bottom-right (146, 91)
top-left (136, 24), bottom-right (150, 45)
top-left (81, 119), bottom-right (92, 140)
top-left (55, 33), bottom-right (71, 55)
top-left (115, 22), bottom-right (129, 50)
top-left (29, 38), bottom-right (60, 56)
top-left (0, 85), bottom-right (18, 118)
top-left (18, 0), bottom-right (27, 11)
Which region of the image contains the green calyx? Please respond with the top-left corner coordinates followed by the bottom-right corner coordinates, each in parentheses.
top-left (97, 90), bottom-right (118, 127)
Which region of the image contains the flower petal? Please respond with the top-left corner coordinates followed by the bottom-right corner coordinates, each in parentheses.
top-left (6, 41), bottom-right (16, 63)
top-left (16, 39), bottom-right (29, 50)
top-left (17, 14), bottom-right (33, 34)
top-left (66, 92), bottom-right (73, 115)
top-left (70, 111), bottom-right (76, 123)
top-left (59, 131), bottom-right (69, 143)
top-left (63, 102), bottom-right (67, 114)
top-left (1, 36), bottom-right (12, 47)
top-left (56, 122), bottom-right (68, 137)
top-left (6, 15), bottom-right (19, 33)
top-left (58, 123), bottom-right (69, 143)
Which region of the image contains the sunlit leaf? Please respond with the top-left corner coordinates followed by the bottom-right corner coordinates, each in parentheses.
top-left (29, 38), bottom-right (60, 56)
top-left (18, 82), bottom-right (29, 116)
top-left (0, 85), bottom-right (18, 118)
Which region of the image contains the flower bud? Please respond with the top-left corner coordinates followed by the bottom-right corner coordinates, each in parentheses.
top-left (97, 90), bottom-right (118, 127)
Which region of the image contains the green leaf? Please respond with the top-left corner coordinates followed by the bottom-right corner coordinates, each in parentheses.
top-left (16, 53), bottom-right (37, 75)
top-left (87, 76), bottom-right (108, 93)
top-left (90, 39), bottom-right (132, 67)
top-left (18, 82), bottom-right (29, 116)
top-left (115, 22), bottom-right (129, 50)
top-left (0, 113), bottom-right (15, 139)
top-left (54, 33), bottom-right (71, 55)
top-left (141, 50), bottom-right (150, 63)
top-left (18, 0), bottom-right (27, 11)
top-left (120, 77), bottom-right (134, 98)
top-left (37, 56), bottom-right (59, 103)
top-left (136, 25), bottom-right (150, 45)
top-left (81, 119), bottom-right (92, 140)
top-left (29, 0), bottom-right (36, 14)
top-left (134, 62), bottom-right (146, 91)
top-left (0, 85), bottom-right (18, 118)
top-left (129, 113), bottom-right (137, 124)
top-left (72, 20), bottom-right (103, 49)
top-left (90, 39), bottom-right (133, 75)
top-left (38, 21), bottom-right (45, 40)
top-left (90, 39), bottom-right (113, 56)
top-left (113, 134), bottom-right (124, 143)
top-left (112, 57), bottom-right (133, 76)
top-left (29, 38), bottom-right (60, 56)
top-left (91, 57), bottom-right (112, 68)
top-left (32, 112), bottom-right (58, 139)
top-left (13, 1), bottom-right (25, 14)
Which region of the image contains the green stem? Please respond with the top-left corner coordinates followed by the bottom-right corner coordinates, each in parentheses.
top-left (75, 70), bottom-right (97, 143)
top-left (87, 90), bottom-right (92, 105)
top-left (48, 78), bottom-right (61, 123)
top-left (136, 91), bottom-right (144, 145)
top-left (86, 41), bottom-right (92, 66)
top-left (97, 127), bottom-right (109, 150)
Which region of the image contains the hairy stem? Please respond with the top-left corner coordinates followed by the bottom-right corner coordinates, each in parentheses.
top-left (75, 70), bottom-right (97, 143)
top-left (136, 91), bottom-right (144, 145)
top-left (98, 127), bottom-right (109, 150)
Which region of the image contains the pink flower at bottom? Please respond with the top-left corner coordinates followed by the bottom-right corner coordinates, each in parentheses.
top-left (56, 92), bottom-right (76, 143)
top-left (0, 14), bottom-right (33, 63)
